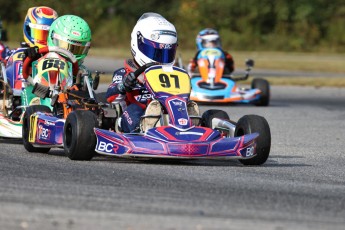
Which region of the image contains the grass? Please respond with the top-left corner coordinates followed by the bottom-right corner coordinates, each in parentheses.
top-left (7, 41), bottom-right (345, 87)
top-left (88, 47), bottom-right (345, 74)
top-left (92, 47), bottom-right (345, 87)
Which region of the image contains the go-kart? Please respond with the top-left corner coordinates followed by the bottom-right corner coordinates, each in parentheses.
top-left (62, 63), bottom-right (271, 165)
top-left (21, 46), bottom-right (101, 152)
top-left (1, 46), bottom-right (102, 141)
top-left (0, 49), bottom-right (26, 138)
top-left (189, 48), bottom-right (270, 106)
top-left (0, 46), bottom-right (85, 138)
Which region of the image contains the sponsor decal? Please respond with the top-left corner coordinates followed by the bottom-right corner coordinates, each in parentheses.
top-left (71, 31), bottom-right (81, 37)
top-left (38, 125), bottom-right (51, 140)
top-left (97, 141), bottom-right (120, 153)
top-left (245, 146), bottom-right (255, 157)
top-left (112, 74), bottom-right (122, 82)
top-left (44, 120), bottom-right (55, 126)
top-left (178, 118), bottom-right (188, 126)
top-left (154, 30), bottom-right (177, 37)
top-left (135, 93), bottom-right (152, 101)
top-left (172, 101), bottom-right (183, 106)
top-left (150, 33), bottom-right (159, 41)
top-left (122, 111), bottom-right (133, 125)
top-left (159, 43), bottom-right (173, 49)
top-left (97, 141), bottom-right (114, 153)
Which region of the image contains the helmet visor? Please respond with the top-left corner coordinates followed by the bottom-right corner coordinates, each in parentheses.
top-left (29, 23), bottom-right (50, 45)
top-left (202, 39), bottom-right (221, 48)
top-left (137, 33), bottom-right (177, 64)
top-left (52, 33), bottom-right (90, 56)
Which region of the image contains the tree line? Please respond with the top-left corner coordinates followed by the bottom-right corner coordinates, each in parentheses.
top-left (1, 0), bottom-right (344, 52)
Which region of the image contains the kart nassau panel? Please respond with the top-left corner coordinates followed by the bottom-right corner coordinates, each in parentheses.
top-left (21, 53), bottom-right (71, 108)
top-left (190, 76), bottom-right (261, 103)
top-left (144, 65), bottom-right (192, 129)
top-left (144, 65), bottom-right (191, 96)
top-left (31, 53), bottom-right (70, 89)
top-left (28, 112), bottom-right (64, 146)
top-left (95, 127), bottom-right (259, 159)
top-left (0, 113), bottom-right (22, 138)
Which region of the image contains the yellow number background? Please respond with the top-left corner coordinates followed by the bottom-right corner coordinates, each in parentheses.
top-left (145, 67), bottom-right (191, 95)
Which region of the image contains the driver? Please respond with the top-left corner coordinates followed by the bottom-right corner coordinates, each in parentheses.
top-left (25, 14), bottom-right (92, 87)
top-left (106, 12), bottom-right (198, 133)
top-left (5, 6), bottom-right (58, 90)
top-left (187, 28), bottom-right (235, 75)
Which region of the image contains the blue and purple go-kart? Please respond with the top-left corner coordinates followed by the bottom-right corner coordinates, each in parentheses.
top-left (0, 49), bottom-right (26, 138)
top-left (189, 48), bottom-right (270, 106)
top-left (22, 62), bottom-right (271, 165)
top-left (62, 63), bottom-right (271, 165)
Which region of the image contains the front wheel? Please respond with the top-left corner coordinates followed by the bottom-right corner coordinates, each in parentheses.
top-left (252, 78), bottom-right (270, 106)
top-left (63, 110), bottom-right (98, 160)
top-left (22, 105), bottom-right (52, 153)
top-left (201, 109), bottom-right (230, 128)
top-left (235, 115), bottom-right (271, 165)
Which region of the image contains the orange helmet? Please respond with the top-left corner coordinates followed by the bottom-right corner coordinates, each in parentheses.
top-left (23, 6), bottom-right (58, 48)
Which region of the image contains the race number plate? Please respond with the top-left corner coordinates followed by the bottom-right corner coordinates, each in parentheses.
top-left (144, 66), bottom-right (191, 95)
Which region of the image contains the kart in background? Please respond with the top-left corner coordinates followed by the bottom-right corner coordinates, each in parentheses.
top-left (189, 48), bottom-right (270, 106)
top-left (0, 49), bottom-right (26, 138)
top-left (0, 46), bottom-right (82, 138)
top-left (20, 46), bottom-right (102, 153)
top-left (1, 44), bottom-right (102, 141)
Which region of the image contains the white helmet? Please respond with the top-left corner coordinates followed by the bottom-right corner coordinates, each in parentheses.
top-left (131, 12), bottom-right (177, 66)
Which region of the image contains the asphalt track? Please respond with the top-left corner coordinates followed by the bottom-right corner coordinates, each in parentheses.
top-left (1, 83), bottom-right (345, 230)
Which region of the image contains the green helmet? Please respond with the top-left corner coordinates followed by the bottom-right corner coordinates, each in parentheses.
top-left (48, 15), bottom-right (91, 63)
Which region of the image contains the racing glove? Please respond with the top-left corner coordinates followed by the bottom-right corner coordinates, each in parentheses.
top-left (24, 46), bottom-right (40, 60)
top-left (122, 72), bottom-right (137, 92)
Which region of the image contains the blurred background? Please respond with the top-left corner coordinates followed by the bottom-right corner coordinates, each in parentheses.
top-left (1, 0), bottom-right (344, 52)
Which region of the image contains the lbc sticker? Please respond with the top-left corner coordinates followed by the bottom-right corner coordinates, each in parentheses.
top-left (246, 146), bottom-right (255, 157)
top-left (97, 141), bottom-right (114, 153)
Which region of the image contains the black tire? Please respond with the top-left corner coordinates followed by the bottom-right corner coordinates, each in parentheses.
top-left (201, 109), bottom-right (230, 128)
top-left (22, 105), bottom-right (52, 153)
top-left (63, 110), bottom-right (98, 160)
top-left (235, 115), bottom-right (271, 165)
top-left (251, 78), bottom-right (270, 106)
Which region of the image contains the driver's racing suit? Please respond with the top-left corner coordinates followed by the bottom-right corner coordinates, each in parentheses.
top-left (106, 59), bottom-right (152, 133)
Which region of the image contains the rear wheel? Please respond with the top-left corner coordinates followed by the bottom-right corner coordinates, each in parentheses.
top-left (201, 109), bottom-right (229, 128)
top-left (252, 78), bottom-right (270, 106)
top-left (235, 115), bottom-right (271, 165)
top-left (63, 110), bottom-right (98, 160)
top-left (22, 105), bottom-right (52, 153)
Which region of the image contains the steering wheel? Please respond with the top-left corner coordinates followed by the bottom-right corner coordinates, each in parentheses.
top-left (22, 46), bottom-right (79, 79)
top-left (125, 62), bottom-right (158, 110)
